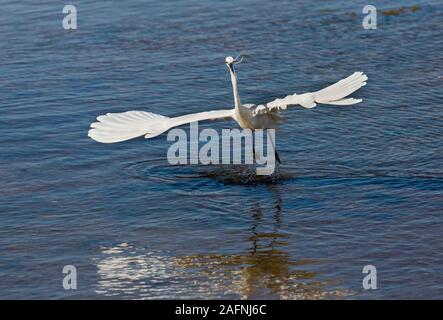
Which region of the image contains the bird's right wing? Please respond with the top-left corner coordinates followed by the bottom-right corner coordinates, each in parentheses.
top-left (253, 72), bottom-right (368, 116)
top-left (89, 109), bottom-right (234, 143)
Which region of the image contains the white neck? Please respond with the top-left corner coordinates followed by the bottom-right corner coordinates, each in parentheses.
top-left (228, 66), bottom-right (241, 109)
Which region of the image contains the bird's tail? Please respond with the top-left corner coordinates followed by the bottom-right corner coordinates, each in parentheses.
top-left (313, 72), bottom-right (368, 106)
top-left (88, 111), bottom-right (171, 143)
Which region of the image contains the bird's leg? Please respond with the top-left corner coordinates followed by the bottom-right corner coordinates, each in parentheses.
top-left (267, 129), bottom-right (281, 164)
top-left (251, 130), bottom-right (260, 162)
top-left (275, 149), bottom-right (281, 164)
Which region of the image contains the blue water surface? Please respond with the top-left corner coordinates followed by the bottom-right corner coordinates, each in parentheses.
top-left (0, 0), bottom-right (442, 299)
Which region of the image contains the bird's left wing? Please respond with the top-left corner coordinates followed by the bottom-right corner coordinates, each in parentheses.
top-left (253, 72), bottom-right (368, 116)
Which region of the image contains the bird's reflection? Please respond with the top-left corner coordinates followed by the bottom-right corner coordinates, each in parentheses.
top-left (94, 183), bottom-right (349, 299)
top-left (175, 185), bottom-right (348, 299)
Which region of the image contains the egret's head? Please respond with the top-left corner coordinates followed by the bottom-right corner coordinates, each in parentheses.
top-left (225, 56), bottom-right (235, 65)
top-left (225, 55), bottom-right (243, 72)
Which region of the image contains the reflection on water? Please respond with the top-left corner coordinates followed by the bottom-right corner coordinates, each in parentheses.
top-left (95, 243), bottom-right (179, 298)
top-left (95, 187), bottom-right (350, 299)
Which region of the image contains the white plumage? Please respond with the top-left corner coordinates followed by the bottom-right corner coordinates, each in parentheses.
top-left (89, 111), bottom-right (170, 143)
top-left (88, 56), bottom-right (367, 144)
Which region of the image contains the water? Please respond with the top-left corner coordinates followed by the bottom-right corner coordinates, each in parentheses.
top-left (0, 0), bottom-right (442, 299)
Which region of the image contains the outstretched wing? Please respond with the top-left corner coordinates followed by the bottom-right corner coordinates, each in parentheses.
top-left (89, 109), bottom-right (234, 143)
top-left (168, 109), bottom-right (234, 128)
top-left (253, 72), bottom-right (368, 116)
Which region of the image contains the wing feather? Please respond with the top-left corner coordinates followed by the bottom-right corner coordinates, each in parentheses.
top-left (254, 72), bottom-right (367, 116)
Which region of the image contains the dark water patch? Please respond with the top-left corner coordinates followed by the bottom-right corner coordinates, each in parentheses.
top-left (124, 159), bottom-right (295, 187)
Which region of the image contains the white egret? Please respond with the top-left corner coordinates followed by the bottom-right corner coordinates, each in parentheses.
top-left (88, 56), bottom-right (367, 161)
